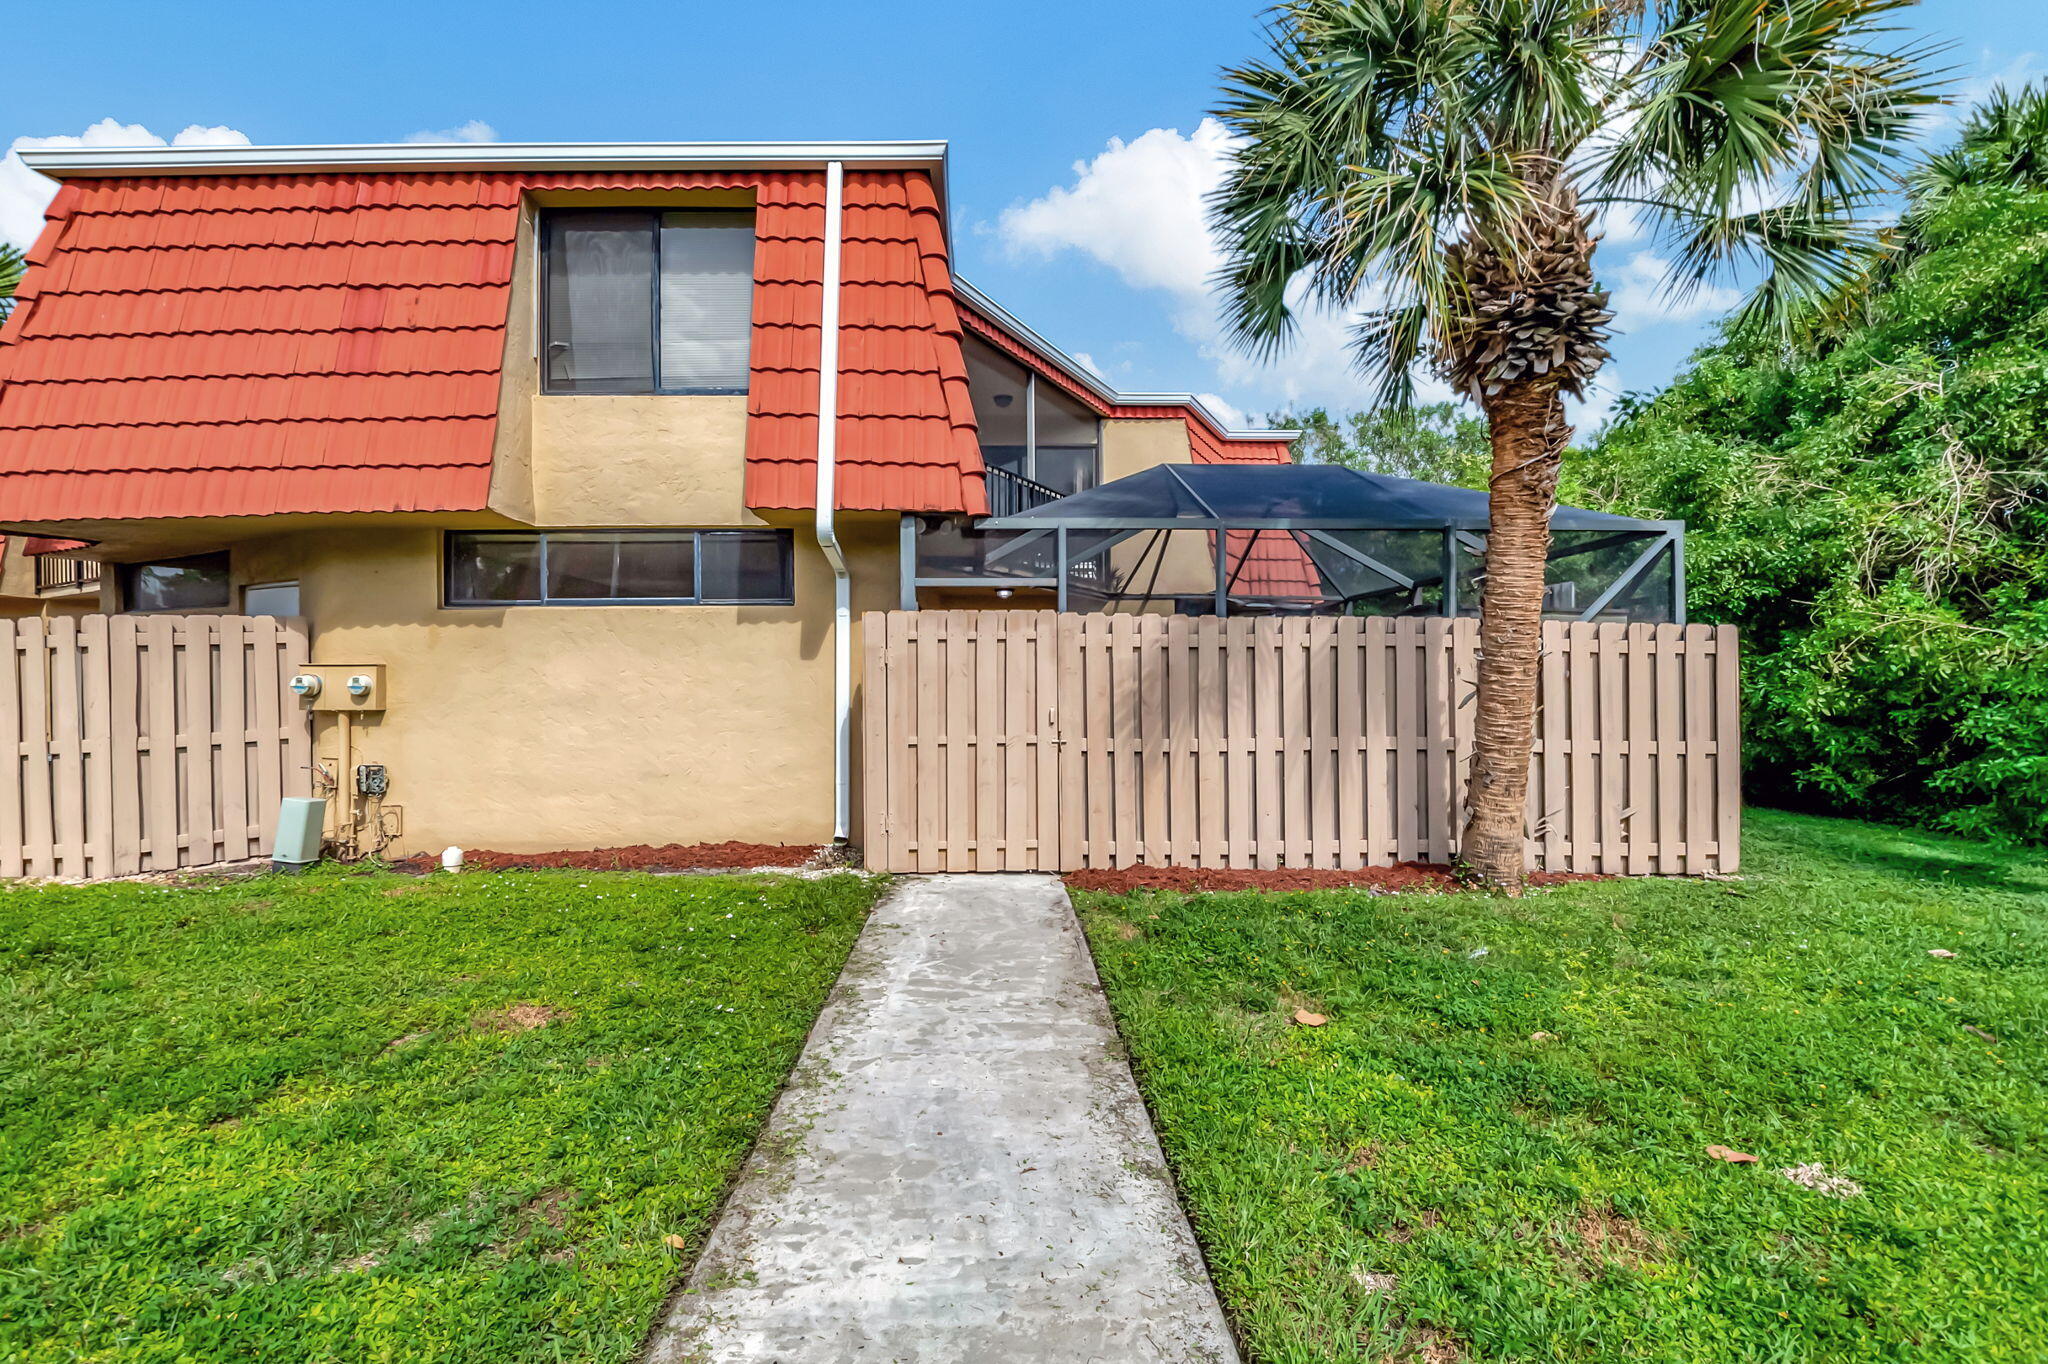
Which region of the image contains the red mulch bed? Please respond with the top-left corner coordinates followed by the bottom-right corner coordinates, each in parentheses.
top-left (1064, 862), bottom-right (1605, 893)
top-left (390, 841), bottom-right (818, 875)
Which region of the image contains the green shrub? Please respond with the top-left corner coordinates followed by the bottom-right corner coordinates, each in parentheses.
top-left (1583, 91), bottom-right (2048, 842)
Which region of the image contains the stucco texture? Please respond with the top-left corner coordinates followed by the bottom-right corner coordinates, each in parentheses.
top-left (233, 517), bottom-right (896, 857)
top-left (1098, 420), bottom-right (1215, 603)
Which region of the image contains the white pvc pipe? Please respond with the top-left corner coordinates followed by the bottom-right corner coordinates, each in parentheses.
top-left (815, 160), bottom-right (852, 843)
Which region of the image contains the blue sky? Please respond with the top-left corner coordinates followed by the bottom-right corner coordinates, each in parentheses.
top-left (5, 0), bottom-right (2041, 433)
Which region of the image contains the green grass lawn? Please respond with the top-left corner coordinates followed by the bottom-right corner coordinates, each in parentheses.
top-left (0, 865), bottom-right (885, 1364)
top-left (1074, 810), bottom-right (2048, 1363)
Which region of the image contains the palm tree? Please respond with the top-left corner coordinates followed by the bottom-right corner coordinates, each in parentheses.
top-left (0, 244), bottom-right (23, 324)
top-left (1211, 0), bottom-right (1941, 889)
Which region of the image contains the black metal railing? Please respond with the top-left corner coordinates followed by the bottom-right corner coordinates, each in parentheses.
top-left (34, 555), bottom-right (101, 594)
top-left (984, 465), bottom-right (1066, 518)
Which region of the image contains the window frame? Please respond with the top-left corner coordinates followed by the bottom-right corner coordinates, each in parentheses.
top-left (118, 551), bottom-right (233, 614)
top-left (538, 208), bottom-right (756, 397)
top-left (442, 529), bottom-right (795, 608)
top-left (962, 335), bottom-right (1100, 496)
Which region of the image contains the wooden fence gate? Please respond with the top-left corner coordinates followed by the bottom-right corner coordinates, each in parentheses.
top-left (0, 615), bottom-right (312, 879)
top-left (861, 611), bottom-right (1740, 874)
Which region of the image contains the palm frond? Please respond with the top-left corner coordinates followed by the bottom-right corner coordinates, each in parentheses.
top-left (0, 244), bottom-right (23, 324)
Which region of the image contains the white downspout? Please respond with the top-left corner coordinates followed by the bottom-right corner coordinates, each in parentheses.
top-left (815, 160), bottom-right (852, 844)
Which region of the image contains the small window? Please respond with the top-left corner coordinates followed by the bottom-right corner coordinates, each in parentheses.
top-left (121, 553), bottom-right (231, 612)
top-left (445, 530), bottom-right (793, 606)
top-left (541, 209), bottom-right (755, 395)
top-left (242, 581), bottom-right (300, 616)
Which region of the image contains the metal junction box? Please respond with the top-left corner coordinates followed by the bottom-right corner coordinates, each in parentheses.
top-left (291, 664), bottom-right (388, 712)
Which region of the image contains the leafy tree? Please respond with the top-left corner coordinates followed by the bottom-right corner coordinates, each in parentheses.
top-left (1269, 402), bottom-right (1490, 486)
top-left (1591, 84), bottom-right (2048, 842)
top-left (0, 244), bottom-right (22, 324)
top-left (1209, 0), bottom-right (1939, 888)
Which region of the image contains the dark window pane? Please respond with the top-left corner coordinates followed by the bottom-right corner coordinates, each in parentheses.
top-left (543, 213), bottom-right (656, 393)
top-left (1033, 378), bottom-right (1098, 448)
top-left (699, 530), bottom-right (791, 602)
top-left (544, 534), bottom-right (621, 599)
top-left (448, 535), bottom-right (543, 603)
top-left (1033, 445), bottom-right (1097, 495)
top-left (125, 554), bottom-right (230, 612)
top-left (614, 534), bottom-right (696, 598)
top-left (658, 212), bottom-right (754, 392)
top-left (964, 338), bottom-right (1030, 446)
top-left (981, 445), bottom-right (1029, 478)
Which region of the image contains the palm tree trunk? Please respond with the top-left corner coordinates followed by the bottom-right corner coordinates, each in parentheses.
top-left (1462, 378), bottom-right (1569, 891)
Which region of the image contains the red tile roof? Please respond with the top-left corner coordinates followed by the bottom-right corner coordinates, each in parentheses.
top-left (742, 171), bottom-right (983, 513)
top-left (1222, 529), bottom-right (1325, 599)
top-left (0, 168), bottom-right (984, 521)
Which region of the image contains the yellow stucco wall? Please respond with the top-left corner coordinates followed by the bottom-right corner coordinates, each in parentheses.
top-left (1099, 416), bottom-right (1191, 482)
top-left (1097, 418), bottom-right (1215, 602)
top-left (525, 396), bottom-right (758, 526)
top-left (230, 517), bottom-right (896, 857)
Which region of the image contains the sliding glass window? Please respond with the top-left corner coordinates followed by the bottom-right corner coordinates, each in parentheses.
top-left (541, 210), bottom-right (755, 394)
top-left (446, 530), bottom-right (793, 606)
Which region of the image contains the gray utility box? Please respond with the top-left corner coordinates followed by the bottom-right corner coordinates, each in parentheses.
top-left (272, 796), bottom-right (328, 872)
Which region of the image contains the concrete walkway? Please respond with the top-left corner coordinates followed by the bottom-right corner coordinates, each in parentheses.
top-left (644, 874), bottom-right (1239, 1364)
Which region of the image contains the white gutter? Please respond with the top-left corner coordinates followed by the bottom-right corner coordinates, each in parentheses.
top-left (815, 160), bottom-right (852, 845)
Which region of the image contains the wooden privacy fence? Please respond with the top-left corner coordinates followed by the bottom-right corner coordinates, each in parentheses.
top-left (862, 611), bottom-right (1740, 875)
top-left (0, 615), bottom-right (312, 880)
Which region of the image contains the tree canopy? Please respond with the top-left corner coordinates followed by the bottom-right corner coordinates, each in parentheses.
top-left (1269, 402), bottom-right (1490, 486)
top-left (1587, 84), bottom-right (2048, 842)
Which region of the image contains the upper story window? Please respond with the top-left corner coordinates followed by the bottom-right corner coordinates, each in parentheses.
top-left (963, 337), bottom-right (1100, 507)
top-left (541, 210), bottom-right (755, 395)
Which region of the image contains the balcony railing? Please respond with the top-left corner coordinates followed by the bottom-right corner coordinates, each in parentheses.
top-left (34, 555), bottom-right (102, 595)
top-left (984, 465), bottom-right (1067, 519)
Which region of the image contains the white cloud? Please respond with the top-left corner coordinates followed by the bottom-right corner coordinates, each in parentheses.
top-left (2, 118), bottom-right (250, 246)
top-left (1606, 250), bottom-right (1741, 333)
top-left (1072, 350), bottom-right (1108, 379)
top-left (404, 120), bottom-right (498, 144)
top-left (997, 119), bottom-right (1409, 417)
top-left (1568, 371), bottom-right (1623, 437)
top-left (999, 121), bottom-right (1231, 317)
top-left (1194, 392), bottom-right (1248, 429)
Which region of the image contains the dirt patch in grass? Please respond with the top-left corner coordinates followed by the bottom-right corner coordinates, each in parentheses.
top-left (474, 1004), bottom-right (571, 1033)
top-left (1065, 862), bottom-right (1603, 894)
top-left (491, 1188), bottom-right (576, 1256)
top-left (1571, 1205), bottom-right (1662, 1270)
top-left (1385, 1324), bottom-right (1467, 1362)
top-left (391, 841), bottom-right (819, 874)
top-left (1382, 1210), bottom-right (1443, 1244)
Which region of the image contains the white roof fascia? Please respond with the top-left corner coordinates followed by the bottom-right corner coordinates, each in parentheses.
top-left (17, 140), bottom-right (950, 176)
top-left (952, 277), bottom-right (1298, 442)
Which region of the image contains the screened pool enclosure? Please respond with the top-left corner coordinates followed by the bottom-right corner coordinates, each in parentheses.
top-left (904, 463), bottom-right (1685, 623)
